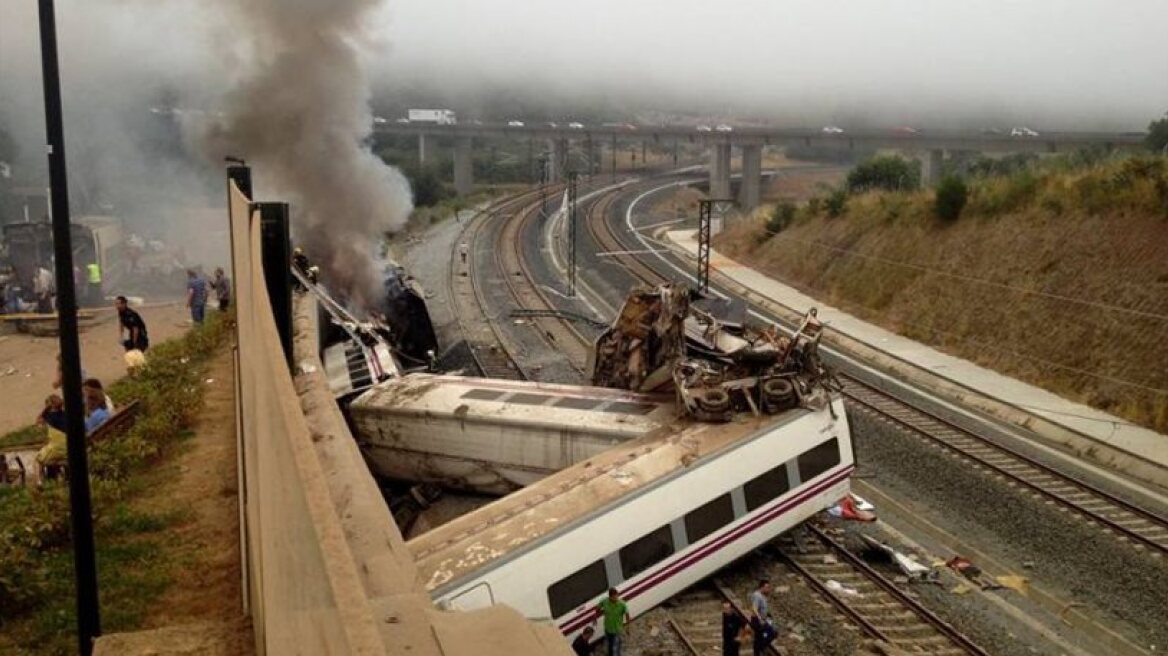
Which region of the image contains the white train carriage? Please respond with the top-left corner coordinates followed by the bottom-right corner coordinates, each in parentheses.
top-left (350, 374), bottom-right (673, 494)
top-left (408, 394), bottom-right (852, 642)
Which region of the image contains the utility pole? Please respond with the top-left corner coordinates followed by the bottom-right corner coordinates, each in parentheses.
top-left (697, 199), bottom-right (732, 295)
top-left (610, 133), bottom-right (617, 183)
top-left (567, 172), bottom-right (578, 297)
top-left (37, 1), bottom-right (101, 653)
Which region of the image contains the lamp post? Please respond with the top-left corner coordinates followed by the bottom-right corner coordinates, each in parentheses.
top-left (36, 1), bottom-right (102, 654)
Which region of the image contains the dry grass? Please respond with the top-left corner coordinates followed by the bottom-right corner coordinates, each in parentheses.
top-left (717, 157), bottom-right (1168, 433)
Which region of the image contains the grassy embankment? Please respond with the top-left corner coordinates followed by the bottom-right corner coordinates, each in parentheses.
top-left (0, 314), bottom-right (231, 655)
top-left (717, 155), bottom-right (1168, 432)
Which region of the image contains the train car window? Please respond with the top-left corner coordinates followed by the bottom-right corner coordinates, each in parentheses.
top-left (798, 438), bottom-right (841, 482)
top-left (619, 524), bottom-right (675, 579)
top-left (743, 463), bottom-right (791, 511)
top-left (461, 389), bottom-right (505, 401)
top-left (684, 493), bottom-right (735, 544)
top-left (547, 559), bottom-right (608, 618)
top-left (508, 392), bottom-right (552, 406)
top-left (602, 401), bottom-right (658, 415)
top-left (553, 396), bottom-right (603, 411)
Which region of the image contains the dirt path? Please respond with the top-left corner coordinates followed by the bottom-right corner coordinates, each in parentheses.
top-left (132, 346), bottom-right (253, 652)
top-left (0, 302), bottom-right (194, 435)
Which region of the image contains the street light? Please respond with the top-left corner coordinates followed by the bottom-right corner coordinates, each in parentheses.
top-left (36, 1), bottom-right (102, 654)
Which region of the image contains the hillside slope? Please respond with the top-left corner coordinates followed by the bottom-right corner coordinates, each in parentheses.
top-left (716, 157), bottom-right (1168, 432)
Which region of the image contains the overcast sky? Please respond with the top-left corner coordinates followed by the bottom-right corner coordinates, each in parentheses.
top-left (378, 0), bottom-right (1168, 128)
top-left (2, 0), bottom-right (1167, 176)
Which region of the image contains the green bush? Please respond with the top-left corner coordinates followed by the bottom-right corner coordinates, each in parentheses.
top-left (934, 176), bottom-right (969, 222)
top-left (766, 202), bottom-right (796, 234)
top-left (847, 155), bottom-right (920, 192)
top-left (1146, 111), bottom-right (1168, 153)
top-left (825, 189), bottom-right (848, 218)
top-left (0, 313), bottom-right (230, 646)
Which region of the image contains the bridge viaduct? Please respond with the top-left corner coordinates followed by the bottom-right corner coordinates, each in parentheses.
top-left (377, 124), bottom-right (1145, 210)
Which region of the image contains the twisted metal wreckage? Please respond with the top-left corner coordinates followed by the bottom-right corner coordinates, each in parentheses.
top-left (591, 283), bottom-right (837, 422)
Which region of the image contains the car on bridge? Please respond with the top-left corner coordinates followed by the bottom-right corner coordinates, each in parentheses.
top-left (696, 125), bottom-right (712, 132)
top-left (1010, 127), bottom-right (1040, 137)
top-left (568, 122), bottom-right (585, 130)
top-left (507, 120), bottom-right (525, 128)
top-left (715, 124), bottom-right (733, 132)
top-left (395, 118), bottom-right (410, 124)
top-left (372, 116), bottom-right (387, 125)
top-left (892, 126), bottom-right (920, 135)
top-left (822, 126), bottom-right (845, 134)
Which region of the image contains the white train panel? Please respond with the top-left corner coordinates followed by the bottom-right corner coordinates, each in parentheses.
top-left (350, 374), bottom-right (673, 493)
top-left (410, 397), bottom-right (852, 641)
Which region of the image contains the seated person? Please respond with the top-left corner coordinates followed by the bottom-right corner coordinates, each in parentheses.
top-left (83, 378), bottom-right (116, 413)
top-left (36, 394), bottom-right (68, 480)
top-left (84, 386), bottom-right (111, 434)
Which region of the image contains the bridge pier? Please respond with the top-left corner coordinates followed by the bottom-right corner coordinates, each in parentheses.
top-left (418, 133), bottom-right (427, 164)
top-left (454, 137), bottom-right (474, 196)
top-left (921, 149), bottom-right (944, 187)
top-left (738, 144), bottom-right (762, 211)
top-left (548, 138), bottom-right (568, 182)
top-left (709, 143), bottom-right (731, 199)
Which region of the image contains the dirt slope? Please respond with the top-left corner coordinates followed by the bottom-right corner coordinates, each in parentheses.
top-left (716, 160), bottom-right (1168, 432)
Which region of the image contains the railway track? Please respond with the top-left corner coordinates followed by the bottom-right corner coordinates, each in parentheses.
top-left (448, 189), bottom-right (547, 380)
top-left (775, 525), bottom-right (988, 655)
top-left (842, 378), bottom-right (1168, 557)
top-left (662, 581), bottom-right (780, 656)
top-left (482, 175), bottom-right (1165, 653)
top-left (494, 186), bottom-right (592, 375)
top-left (579, 175), bottom-right (1168, 559)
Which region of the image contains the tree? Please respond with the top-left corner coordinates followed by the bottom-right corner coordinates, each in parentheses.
top-left (847, 155), bottom-right (919, 192)
top-left (1148, 112), bottom-right (1168, 153)
top-left (934, 176), bottom-right (968, 222)
top-left (403, 164), bottom-right (448, 207)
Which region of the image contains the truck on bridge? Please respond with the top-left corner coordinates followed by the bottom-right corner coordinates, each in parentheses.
top-left (407, 108), bottom-right (457, 125)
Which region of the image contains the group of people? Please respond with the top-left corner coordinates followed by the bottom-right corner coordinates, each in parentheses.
top-left (570, 582), bottom-right (778, 656)
top-left (186, 267), bottom-right (231, 324)
top-left (0, 261), bottom-right (105, 315)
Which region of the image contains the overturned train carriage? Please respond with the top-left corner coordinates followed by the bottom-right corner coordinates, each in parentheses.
top-left (409, 393), bottom-right (852, 642)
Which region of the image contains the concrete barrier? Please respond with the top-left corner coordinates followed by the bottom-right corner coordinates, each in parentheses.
top-left (228, 181), bottom-right (571, 655)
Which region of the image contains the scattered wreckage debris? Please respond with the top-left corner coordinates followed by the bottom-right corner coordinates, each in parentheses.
top-left (860, 535), bottom-right (937, 583)
top-left (591, 282), bottom-right (837, 422)
top-left (829, 494), bottom-right (877, 522)
top-left (945, 555), bottom-right (1006, 591)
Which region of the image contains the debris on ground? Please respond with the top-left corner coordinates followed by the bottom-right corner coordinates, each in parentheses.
top-left (862, 535), bottom-right (937, 582)
top-left (828, 494), bottom-right (877, 522)
top-left (945, 555), bottom-right (1005, 590)
top-left (825, 579), bottom-right (860, 596)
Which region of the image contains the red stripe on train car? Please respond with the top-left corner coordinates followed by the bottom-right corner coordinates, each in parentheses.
top-left (558, 465), bottom-right (853, 634)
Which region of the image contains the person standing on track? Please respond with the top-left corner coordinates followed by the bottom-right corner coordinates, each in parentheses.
top-left (571, 626), bottom-right (595, 656)
top-left (749, 579), bottom-right (771, 619)
top-left (596, 587), bottom-right (630, 656)
top-left (459, 242), bottom-right (469, 264)
top-left (722, 601), bottom-right (745, 656)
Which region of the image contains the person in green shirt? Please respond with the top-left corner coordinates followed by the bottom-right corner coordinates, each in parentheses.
top-left (596, 587), bottom-right (630, 656)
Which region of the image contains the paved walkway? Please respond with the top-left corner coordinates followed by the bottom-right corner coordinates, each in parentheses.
top-left (665, 229), bottom-right (1168, 469)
